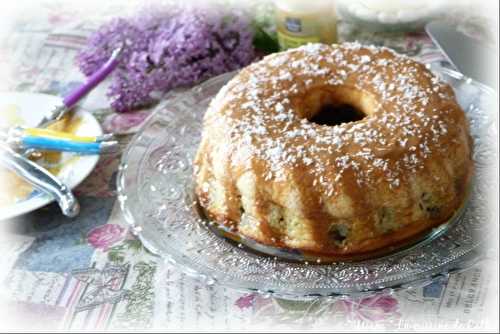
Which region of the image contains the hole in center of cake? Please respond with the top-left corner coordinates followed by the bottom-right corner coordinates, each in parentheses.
top-left (308, 104), bottom-right (366, 126)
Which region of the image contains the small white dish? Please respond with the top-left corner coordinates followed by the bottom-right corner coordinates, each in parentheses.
top-left (0, 92), bottom-right (102, 220)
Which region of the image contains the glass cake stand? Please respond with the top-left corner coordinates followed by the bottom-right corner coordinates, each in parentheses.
top-left (117, 65), bottom-right (497, 300)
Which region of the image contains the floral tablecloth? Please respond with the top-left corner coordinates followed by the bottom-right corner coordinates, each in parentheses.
top-left (0, 1), bottom-right (497, 331)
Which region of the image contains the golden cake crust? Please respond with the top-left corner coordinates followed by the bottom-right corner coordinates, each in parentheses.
top-left (193, 43), bottom-right (473, 257)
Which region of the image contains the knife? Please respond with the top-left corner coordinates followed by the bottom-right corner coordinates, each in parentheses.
top-left (21, 45), bottom-right (122, 159)
top-left (35, 45), bottom-right (123, 129)
top-left (2, 46), bottom-right (122, 218)
top-left (425, 21), bottom-right (497, 90)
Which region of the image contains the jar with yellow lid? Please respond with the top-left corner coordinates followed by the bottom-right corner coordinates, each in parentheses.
top-left (274, 0), bottom-right (337, 50)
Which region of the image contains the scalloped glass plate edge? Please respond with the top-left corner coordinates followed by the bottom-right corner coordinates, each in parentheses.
top-left (117, 66), bottom-right (496, 300)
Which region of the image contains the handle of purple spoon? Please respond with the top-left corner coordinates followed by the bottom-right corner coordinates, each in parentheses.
top-left (63, 45), bottom-right (123, 108)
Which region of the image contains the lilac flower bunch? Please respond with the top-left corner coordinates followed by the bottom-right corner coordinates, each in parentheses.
top-left (77, 5), bottom-right (255, 112)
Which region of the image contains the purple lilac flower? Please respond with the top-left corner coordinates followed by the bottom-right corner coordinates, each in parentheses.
top-left (77, 18), bottom-right (143, 77)
top-left (77, 5), bottom-right (255, 112)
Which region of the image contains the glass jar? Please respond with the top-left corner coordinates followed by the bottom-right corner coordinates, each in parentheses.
top-left (274, 0), bottom-right (338, 50)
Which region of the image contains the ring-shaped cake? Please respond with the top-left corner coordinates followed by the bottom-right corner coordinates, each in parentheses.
top-left (194, 43), bottom-right (473, 257)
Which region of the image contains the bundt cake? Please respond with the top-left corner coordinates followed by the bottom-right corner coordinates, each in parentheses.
top-left (193, 42), bottom-right (473, 257)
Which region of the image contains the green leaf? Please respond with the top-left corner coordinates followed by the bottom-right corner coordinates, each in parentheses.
top-left (108, 249), bottom-right (125, 263)
top-left (275, 298), bottom-right (324, 313)
top-left (76, 232), bottom-right (88, 245)
top-left (253, 25), bottom-right (280, 53)
top-left (130, 239), bottom-right (144, 250)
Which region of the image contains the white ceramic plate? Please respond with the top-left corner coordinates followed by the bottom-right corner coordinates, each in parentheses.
top-left (0, 92), bottom-right (102, 220)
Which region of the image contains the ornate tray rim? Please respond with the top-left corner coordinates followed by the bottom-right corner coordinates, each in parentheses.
top-left (117, 65), bottom-right (496, 300)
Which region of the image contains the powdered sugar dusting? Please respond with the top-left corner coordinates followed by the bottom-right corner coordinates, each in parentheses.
top-left (203, 43), bottom-right (459, 197)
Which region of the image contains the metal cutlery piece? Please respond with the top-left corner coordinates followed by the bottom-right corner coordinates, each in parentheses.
top-left (36, 45), bottom-right (123, 129)
top-left (1, 127), bottom-right (119, 154)
top-left (20, 45), bottom-right (122, 159)
top-left (0, 144), bottom-right (80, 217)
top-left (426, 21), bottom-right (497, 89)
top-left (0, 46), bottom-right (123, 217)
top-left (9, 126), bottom-right (115, 143)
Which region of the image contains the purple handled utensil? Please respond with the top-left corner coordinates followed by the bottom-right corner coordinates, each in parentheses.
top-left (36, 45), bottom-right (123, 129)
top-left (8, 45), bottom-right (123, 217)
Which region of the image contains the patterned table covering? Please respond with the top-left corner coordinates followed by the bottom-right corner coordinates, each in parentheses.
top-left (0, 2), bottom-right (497, 331)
